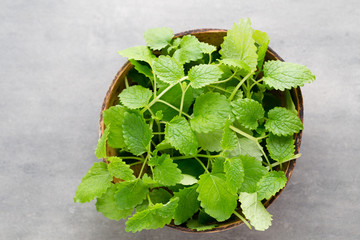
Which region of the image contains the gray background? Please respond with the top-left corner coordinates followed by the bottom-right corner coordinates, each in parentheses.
top-left (1, 0), bottom-right (359, 239)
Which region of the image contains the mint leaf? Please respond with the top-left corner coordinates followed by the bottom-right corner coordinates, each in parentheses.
top-left (211, 158), bottom-right (225, 174)
top-left (180, 174), bottom-right (198, 185)
top-left (239, 156), bottom-right (267, 193)
top-left (197, 173), bottom-right (238, 221)
top-left (122, 112), bottom-right (152, 155)
top-left (285, 89), bottom-right (298, 115)
top-left (136, 188), bottom-right (172, 212)
top-left (220, 18), bottom-right (258, 71)
top-left (199, 42), bottom-right (217, 54)
top-left (173, 35), bottom-right (203, 64)
top-left (265, 107), bottom-right (303, 136)
top-left (173, 185), bottom-right (200, 224)
top-left (118, 46), bottom-right (155, 65)
top-left (129, 60), bottom-right (154, 80)
top-left (196, 129), bottom-right (223, 152)
top-left (148, 154), bottom-right (183, 186)
top-left (224, 157), bottom-right (245, 193)
top-left (153, 55), bottom-right (184, 83)
top-left (186, 219), bottom-right (218, 231)
top-left (191, 92), bottom-right (231, 133)
top-left (125, 197), bottom-right (179, 233)
top-left (266, 134), bottom-right (295, 162)
top-left (165, 116), bottom-right (198, 156)
top-left (221, 120), bottom-right (237, 151)
top-left (119, 85), bottom-right (152, 109)
top-left (227, 136), bottom-right (263, 161)
top-left (96, 184), bottom-right (133, 220)
top-left (74, 162), bottom-right (112, 203)
top-left (262, 60), bottom-right (316, 90)
top-left (253, 30), bottom-right (270, 71)
top-left (107, 157), bottom-right (136, 181)
top-left (114, 179), bottom-right (149, 210)
top-left (220, 58), bottom-right (251, 74)
top-left (232, 98), bottom-right (265, 130)
top-left (239, 192), bottom-right (272, 231)
top-left (256, 171), bottom-right (287, 200)
top-left (188, 64), bottom-right (223, 88)
top-left (144, 27), bottom-right (174, 50)
top-left (95, 127), bottom-right (110, 159)
top-left (103, 106), bottom-right (127, 149)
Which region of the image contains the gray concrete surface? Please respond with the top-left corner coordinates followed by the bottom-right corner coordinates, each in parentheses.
top-left (1, 0), bottom-right (359, 239)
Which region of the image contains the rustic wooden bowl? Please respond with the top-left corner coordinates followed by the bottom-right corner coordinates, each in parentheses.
top-left (99, 29), bottom-right (303, 233)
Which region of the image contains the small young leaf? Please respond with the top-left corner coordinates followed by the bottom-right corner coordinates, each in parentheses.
top-left (125, 197), bottom-right (179, 233)
top-left (188, 64), bottom-right (223, 89)
top-left (119, 85), bottom-right (152, 109)
top-left (122, 112), bottom-right (152, 156)
top-left (265, 107), bottom-right (303, 136)
top-left (74, 162), bottom-right (112, 203)
top-left (179, 174), bottom-right (198, 185)
top-left (221, 120), bottom-right (237, 151)
top-left (118, 46), bottom-right (155, 65)
top-left (102, 106), bottom-right (127, 149)
top-left (114, 179), bottom-right (149, 210)
top-left (165, 116), bottom-right (198, 156)
top-left (129, 59), bottom-right (154, 80)
top-left (239, 192), bottom-right (272, 231)
top-left (196, 129), bottom-right (223, 152)
top-left (107, 157), bottom-right (136, 181)
top-left (148, 154), bottom-right (183, 186)
top-left (266, 133), bottom-right (296, 162)
top-left (95, 127), bottom-right (110, 159)
top-left (136, 188), bottom-right (172, 212)
top-left (232, 98), bottom-right (265, 130)
top-left (144, 27), bottom-right (174, 50)
top-left (220, 18), bottom-right (258, 71)
top-left (173, 185), bottom-right (200, 225)
top-left (197, 173), bottom-right (238, 221)
top-left (153, 55), bottom-right (184, 83)
top-left (256, 171), bottom-right (287, 200)
top-left (191, 92), bottom-right (231, 133)
top-left (224, 157), bottom-right (245, 193)
top-left (96, 184), bottom-right (133, 220)
top-left (285, 90), bottom-right (298, 115)
top-left (253, 30), bottom-right (270, 71)
top-left (173, 35), bottom-right (203, 64)
top-left (239, 156), bottom-right (267, 193)
top-left (262, 60), bottom-right (315, 90)
top-left (199, 42), bottom-right (217, 54)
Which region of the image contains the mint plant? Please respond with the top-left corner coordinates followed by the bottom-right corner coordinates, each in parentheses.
top-left (74, 18), bottom-right (315, 232)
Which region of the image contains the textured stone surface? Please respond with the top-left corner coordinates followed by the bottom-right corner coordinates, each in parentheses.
top-left (1, 0), bottom-right (359, 239)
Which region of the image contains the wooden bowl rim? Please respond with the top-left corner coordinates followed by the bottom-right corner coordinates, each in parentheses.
top-left (99, 28), bottom-right (303, 233)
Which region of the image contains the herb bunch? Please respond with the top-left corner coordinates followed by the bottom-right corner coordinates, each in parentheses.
top-left (74, 18), bottom-right (315, 232)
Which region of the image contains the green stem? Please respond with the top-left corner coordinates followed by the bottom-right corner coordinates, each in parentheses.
top-left (269, 154), bottom-right (301, 168)
top-left (152, 132), bottom-right (165, 135)
top-left (119, 156), bottom-right (143, 161)
top-left (147, 194), bottom-right (154, 206)
top-left (179, 83), bottom-right (191, 117)
top-left (249, 77), bottom-right (263, 90)
top-left (208, 85), bottom-right (232, 93)
top-left (229, 125), bottom-right (257, 142)
top-left (229, 71), bottom-right (254, 101)
top-left (172, 154), bottom-right (221, 160)
top-left (256, 134), bottom-right (269, 140)
top-left (137, 155), bottom-right (149, 179)
top-left (157, 99), bottom-right (192, 119)
top-left (129, 161), bottom-right (142, 166)
top-left (153, 74), bottom-right (157, 98)
top-left (195, 157), bottom-right (209, 173)
top-left (125, 76), bottom-right (129, 89)
top-left (212, 69), bottom-right (237, 85)
top-left (233, 211), bottom-right (252, 230)
top-left (256, 142), bottom-right (272, 170)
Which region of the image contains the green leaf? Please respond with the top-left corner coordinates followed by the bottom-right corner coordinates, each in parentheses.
top-left (239, 192), bottom-right (272, 231)
top-left (265, 107), bottom-right (303, 136)
top-left (232, 98), bottom-right (265, 130)
top-left (107, 157), bottom-right (136, 181)
top-left (199, 42), bottom-right (217, 54)
top-left (196, 129), bottom-right (223, 152)
top-left (125, 197), bottom-right (179, 233)
top-left (136, 188), bottom-right (172, 212)
top-left (148, 154), bottom-right (183, 186)
top-left (173, 35), bottom-right (203, 64)
top-left (122, 112), bottom-right (152, 155)
top-left (191, 92), bottom-right (232, 133)
top-left (227, 136), bottom-right (263, 161)
top-left (95, 127), bottom-right (110, 159)
top-left (153, 55), bottom-right (184, 83)
top-left (144, 27), bottom-right (174, 50)
top-left (285, 90), bottom-right (298, 115)
top-left (165, 116), bottom-right (198, 156)
top-left (102, 106), bottom-right (127, 149)
top-left (118, 46), bottom-right (155, 65)
top-left (197, 173), bottom-right (238, 221)
top-left (211, 158), bottom-right (225, 174)
top-left (119, 85), bottom-right (152, 109)
top-left (220, 18), bottom-right (258, 71)
top-left (180, 174), bottom-right (198, 185)
top-left (74, 162), bottom-right (112, 203)
top-left (114, 179), bottom-right (149, 210)
top-left (253, 30), bottom-right (270, 71)
top-left (129, 59), bottom-right (154, 80)
top-left (173, 185), bottom-right (200, 224)
top-left (266, 133), bottom-right (296, 162)
top-left (256, 171), bottom-right (287, 200)
top-left (239, 156), bottom-right (267, 193)
top-left (96, 184), bottom-right (133, 220)
top-left (224, 157), bottom-right (245, 193)
top-left (262, 60), bottom-right (316, 90)
top-left (188, 64), bottom-right (223, 88)
top-left (186, 219), bottom-right (218, 231)
top-left (221, 120), bottom-right (237, 151)
top-left (220, 58), bottom-right (251, 74)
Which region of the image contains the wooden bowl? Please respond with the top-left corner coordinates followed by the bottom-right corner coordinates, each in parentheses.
top-left (99, 29), bottom-right (303, 233)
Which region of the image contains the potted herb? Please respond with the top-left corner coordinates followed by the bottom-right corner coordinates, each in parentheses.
top-left (74, 18), bottom-right (315, 233)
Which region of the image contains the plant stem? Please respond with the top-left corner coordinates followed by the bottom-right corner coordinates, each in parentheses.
top-left (172, 154), bottom-right (220, 160)
top-left (269, 154), bottom-right (301, 168)
top-left (129, 162), bottom-right (142, 166)
top-left (233, 211), bottom-right (252, 230)
top-left (256, 141), bottom-right (272, 170)
top-left (194, 157), bottom-right (209, 173)
top-left (147, 194), bottom-right (154, 206)
top-left (125, 76), bottom-right (129, 89)
top-left (157, 99), bottom-right (192, 119)
top-left (153, 74), bottom-right (157, 98)
top-left (229, 125), bottom-right (257, 142)
top-left (137, 155), bottom-right (148, 179)
top-left (179, 83), bottom-right (191, 117)
top-left (208, 85), bottom-right (232, 93)
top-left (229, 71), bottom-right (254, 101)
top-left (249, 77), bottom-right (263, 90)
top-left (212, 69), bottom-right (238, 85)
top-left (152, 132), bottom-right (165, 135)
top-left (208, 53), bottom-right (212, 64)
top-left (119, 156), bottom-right (144, 161)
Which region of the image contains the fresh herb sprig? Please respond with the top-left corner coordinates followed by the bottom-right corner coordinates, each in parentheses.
top-left (74, 18), bottom-right (315, 232)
